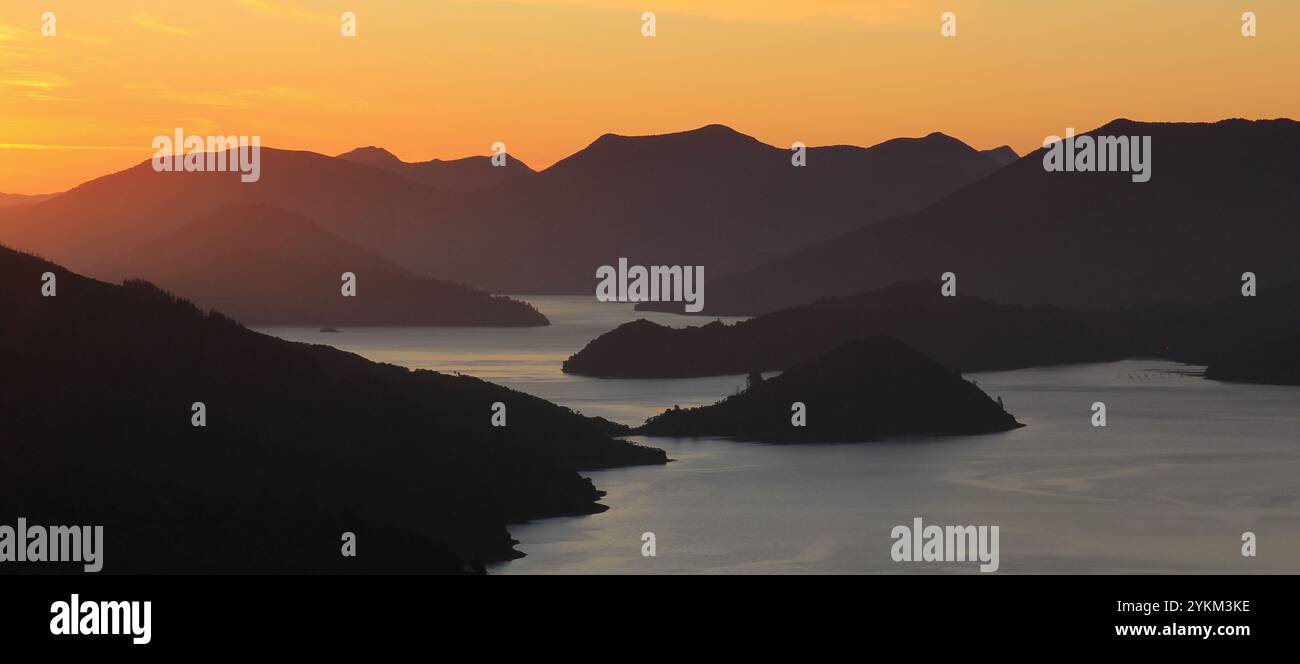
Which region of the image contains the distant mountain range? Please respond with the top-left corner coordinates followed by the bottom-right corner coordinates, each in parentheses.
top-left (420, 125), bottom-right (1014, 293)
top-left (645, 119), bottom-right (1300, 315)
top-left (8, 119), bottom-right (1293, 326)
top-left (0, 125), bottom-right (1014, 307)
top-left (637, 336), bottom-right (1021, 443)
top-left (0, 243), bottom-right (663, 571)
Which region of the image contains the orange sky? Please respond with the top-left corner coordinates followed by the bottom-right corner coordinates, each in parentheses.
top-left (2, 0), bottom-right (1297, 194)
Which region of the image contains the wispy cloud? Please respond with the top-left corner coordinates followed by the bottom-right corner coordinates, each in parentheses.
top-left (1, 69), bottom-right (85, 101)
top-left (0, 143), bottom-right (141, 151)
top-left (454, 0), bottom-right (951, 26)
top-left (66, 33), bottom-right (112, 46)
top-left (127, 83), bottom-right (319, 108)
top-left (3, 70), bottom-right (68, 90)
top-left (0, 23), bottom-right (28, 42)
top-left (130, 15), bottom-right (192, 36)
top-left (236, 0), bottom-right (336, 22)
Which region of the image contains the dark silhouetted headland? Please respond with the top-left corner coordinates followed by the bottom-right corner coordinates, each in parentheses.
top-left (0, 244), bottom-right (664, 573)
top-left (573, 278), bottom-right (1300, 385)
top-left (1204, 334), bottom-right (1300, 385)
top-left (566, 282), bottom-right (1125, 378)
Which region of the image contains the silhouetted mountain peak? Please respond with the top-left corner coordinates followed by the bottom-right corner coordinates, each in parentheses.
top-left (337, 145), bottom-right (404, 166)
top-left (552, 124), bottom-right (770, 175)
top-left (690, 123), bottom-right (753, 139)
top-left (851, 132), bottom-right (982, 163)
top-left (922, 130), bottom-right (959, 142)
top-left (613, 123), bottom-right (757, 146)
top-left (591, 123), bottom-right (753, 145)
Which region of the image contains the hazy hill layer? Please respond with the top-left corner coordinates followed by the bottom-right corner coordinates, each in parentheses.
top-left (0, 147), bottom-right (447, 276)
top-left (108, 204), bottom-right (547, 326)
top-left (0, 192), bottom-right (56, 208)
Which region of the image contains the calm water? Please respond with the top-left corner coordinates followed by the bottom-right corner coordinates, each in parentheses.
top-left (260, 297), bottom-right (751, 425)
top-left (261, 297), bottom-right (1300, 574)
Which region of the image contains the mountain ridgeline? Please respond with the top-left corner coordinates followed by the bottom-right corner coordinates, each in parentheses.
top-left (420, 125), bottom-right (1015, 293)
top-left (0, 125), bottom-right (1013, 323)
top-left (335, 146), bottom-right (536, 192)
top-left (641, 119), bottom-right (1300, 315)
top-left (637, 336), bottom-right (1022, 443)
top-left (0, 244), bottom-right (665, 573)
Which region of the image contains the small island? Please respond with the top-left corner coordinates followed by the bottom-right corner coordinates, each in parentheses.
top-left (636, 336), bottom-right (1022, 443)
